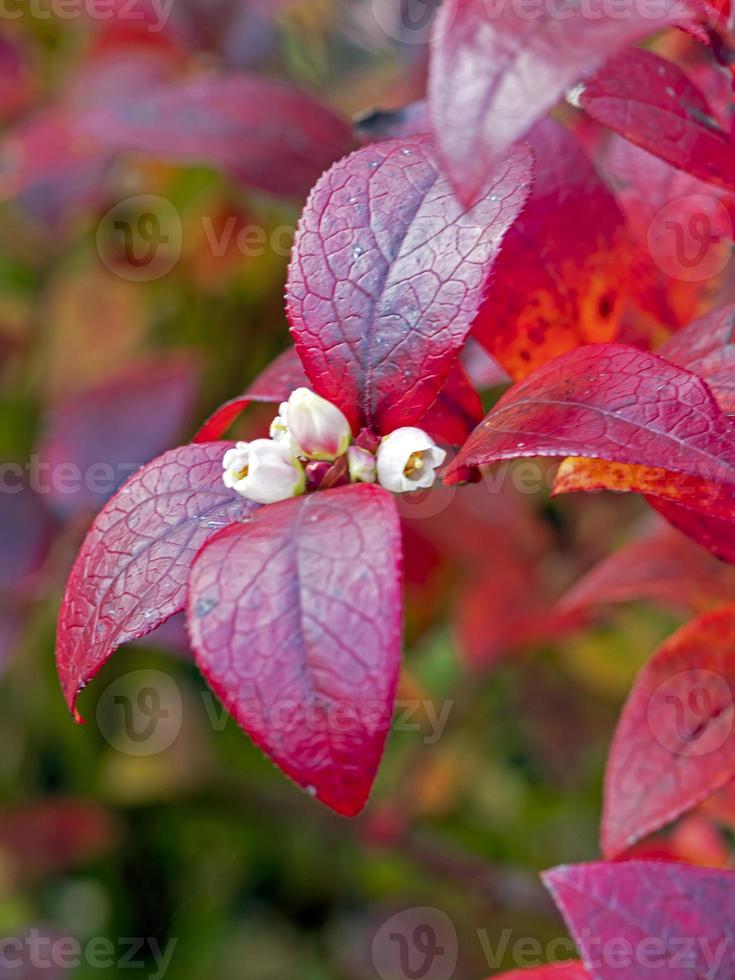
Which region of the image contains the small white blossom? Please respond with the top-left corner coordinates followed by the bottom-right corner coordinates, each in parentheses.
top-left (376, 427), bottom-right (446, 493)
top-left (283, 387), bottom-right (351, 461)
top-left (269, 402), bottom-right (298, 456)
top-left (223, 439), bottom-right (305, 504)
top-left (347, 445), bottom-right (377, 484)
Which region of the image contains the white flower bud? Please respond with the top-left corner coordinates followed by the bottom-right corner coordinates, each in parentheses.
top-left (284, 387), bottom-right (351, 461)
top-left (376, 427), bottom-right (447, 493)
top-left (269, 402), bottom-right (299, 457)
top-left (222, 439), bottom-right (305, 504)
top-left (347, 445), bottom-right (377, 484)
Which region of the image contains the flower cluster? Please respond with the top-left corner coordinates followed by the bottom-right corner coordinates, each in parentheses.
top-left (222, 388), bottom-right (446, 504)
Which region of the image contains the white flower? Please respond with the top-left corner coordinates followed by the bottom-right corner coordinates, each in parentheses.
top-left (347, 445), bottom-right (377, 484)
top-left (269, 402), bottom-right (298, 456)
top-left (376, 427), bottom-right (446, 493)
top-left (222, 439), bottom-right (305, 504)
top-left (283, 387), bottom-right (351, 461)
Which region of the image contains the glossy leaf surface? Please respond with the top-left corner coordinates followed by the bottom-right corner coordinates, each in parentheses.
top-left (56, 442), bottom-right (253, 720)
top-left (187, 484), bottom-right (403, 816)
top-left (287, 136), bottom-right (532, 433)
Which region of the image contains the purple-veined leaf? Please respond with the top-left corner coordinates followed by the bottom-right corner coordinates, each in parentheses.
top-left (187, 483), bottom-right (403, 817)
top-left (544, 860), bottom-right (735, 978)
top-left (447, 345), bottom-right (735, 491)
top-left (287, 136), bottom-right (532, 433)
top-left (56, 442), bottom-right (253, 720)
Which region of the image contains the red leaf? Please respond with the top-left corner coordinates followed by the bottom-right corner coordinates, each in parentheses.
top-left (0, 33), bottom-right (33, 124)
top-left (457, 565), bottom-right (577, 669)
top-left (603, 605), bottom-right (735, 858)
top-left (78, 73), bottom-right (353, 199)
top-left (661, 302), bottom-right (735, 414)
top-left (492, 967), bottom-right (589, 980)
top-left (416, 360), bottom-right (483, 446)
top-left (472, 120), bottom-right (630, 380)
top-left (579, 47), bottom-right (735, 192)
top-left (543, 860), bottom-right (735, 978)
top-left (560, 521), bottom-right (735, 615)
top-left (601, 135), bottom-right (733, 335)
top-left (447, 345), bottom-right (735, 488)
top-left (38, 355), bottom-right (199, 516)
top-left (0, 111), bottom-right (113, 226)
top-left (552, 456), bottom-right (735, 564)
top-left (428, 0), bottom-right (698, 203)
top-left (649, 497), bottom-right (735, 563)
top-left (187, 484), bottom-right (403, 817)
top-left (0, 798), bottom-right (119, 886)
top-left (193, 347), bottom-right (308, 442)
top-left (56, 442), bottom-right (254, 720)
top-left (287, 137), bottom-right (532, 433)
top-left (196, 349), bottom-right (482, 447)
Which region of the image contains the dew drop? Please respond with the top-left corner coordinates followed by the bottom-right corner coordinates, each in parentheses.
top-left (195, 597), bottom-right (217, 618)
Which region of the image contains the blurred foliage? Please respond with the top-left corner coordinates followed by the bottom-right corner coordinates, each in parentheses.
top-left (0, 3), bottom-right (732, 979)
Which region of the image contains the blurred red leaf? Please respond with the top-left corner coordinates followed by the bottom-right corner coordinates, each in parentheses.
top-left (457, 565), bottom-right (577, 669)
top-left (78, 73), bottom-right (353, 199)
top-left (0, 33), bottom-right (33, 124)
top-left (544, 860), bottom-right (735, 978)
top-left (194, 347), bottom-right (308, 442)
top-left (0, 110), bottom-right (113, 226)
top-left (56, 442), bottom-right (255, 720)
top-left (625, 813), bottom-right (732, 869)
top-left (560, 521), bottom-right (735, 615)
top-left (38, 355), bottom-right (199, 516)
top-left (428, 0), bottom-right (698, 203)
top-left (649, 497), bottom-right (735, 563)
top-left (661, 302), bottom-right (735, 414)
top-left (287, 137), bottom-right (532, 433)
top-left (472, 120), bottom-right (630, 380)
top-left (602, 135), bottom-right (733, 336)
top-left (0, 798), bottom-right (119, 886)
top-left (578, 48), bottom-right (735, 192)
top-left (448, 345), bottom-right (735, 488)
top-left (187, 484), bottom-right (402, 816)
top-left (603, 605), bottom-right (735, 858)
